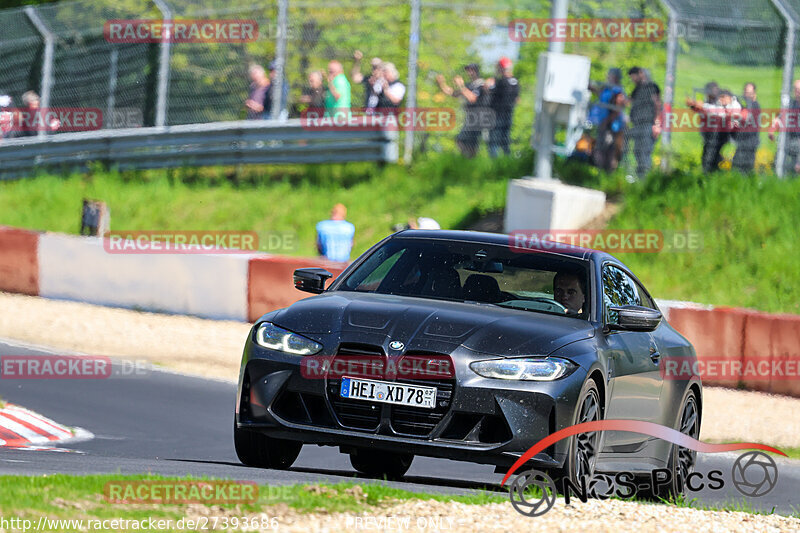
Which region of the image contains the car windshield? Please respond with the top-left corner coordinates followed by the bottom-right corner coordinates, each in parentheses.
top-left (336, 237), bottom-right (590, 319)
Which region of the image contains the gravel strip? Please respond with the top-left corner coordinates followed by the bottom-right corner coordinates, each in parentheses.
top-left (2, 291), bottom-right (800, 448)
top-left (189, 498), bottom-right (800, 532)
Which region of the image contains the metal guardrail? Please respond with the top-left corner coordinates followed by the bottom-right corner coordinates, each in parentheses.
top-left (0, 119), bottom-right (399, 179)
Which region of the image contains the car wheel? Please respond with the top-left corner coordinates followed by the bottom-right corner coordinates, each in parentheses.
top-left (233, 418), bottom-right (302, 469)
top-left (638, 388), bottom-right (700, 501)
top-left (551, 379), bottom-right (602, 490)
top-left (349, 449), bottom-right (414, 480)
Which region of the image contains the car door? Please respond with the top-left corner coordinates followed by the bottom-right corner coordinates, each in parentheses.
top-left (601, 264), bottom-right (664, 449)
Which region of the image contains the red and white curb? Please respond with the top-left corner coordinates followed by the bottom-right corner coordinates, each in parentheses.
top-left (0, 403), bottom-right (93, 448)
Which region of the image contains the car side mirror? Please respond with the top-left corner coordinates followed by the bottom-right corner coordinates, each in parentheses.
top-left (607, 305), bottom-right (662, 332)
top-left (293, 268), bottom-right (333, 294)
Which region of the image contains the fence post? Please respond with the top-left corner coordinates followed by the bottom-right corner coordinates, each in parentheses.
top-left (271, 0), bottom-right (289, 121)
top-left (770, 0), bottom-right (797, 178)
top-left (153, 0), bottom-right (172, 127)
top-left (403, 0), bottom-right (420, 164)
top-left (660, 6), bottom-right (678, 172)
top-left (24, 6), bottom-right (55, 140)
top-left (106, 48), bottom-right (119, 129)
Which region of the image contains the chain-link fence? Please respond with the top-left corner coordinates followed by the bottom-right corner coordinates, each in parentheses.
top-left (1, 0), bottom-right (799, 171)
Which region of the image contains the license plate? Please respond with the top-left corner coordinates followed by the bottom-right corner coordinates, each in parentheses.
top-left (340, 376), bottom-right (437, 409)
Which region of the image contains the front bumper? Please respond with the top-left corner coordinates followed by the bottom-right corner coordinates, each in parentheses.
top-left (236, 339), bottom-right (587, 469)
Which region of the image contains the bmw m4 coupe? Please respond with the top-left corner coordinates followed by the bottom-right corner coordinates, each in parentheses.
top-left (235, 230), bottom-right (701, 495)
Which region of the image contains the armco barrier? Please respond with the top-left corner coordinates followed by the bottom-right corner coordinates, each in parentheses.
top-left (740, 311), bottom-right (774, 394)
top-left (248, 256), bottom-right (347, 322)
top-left (667, 307), bottom-right (746, 388)
top-left (38, 233), bottom-right (252, 321)
top-left (0, 226), bottom-right (39, 295)
top-left (768, 313), bottom-right (800, 397)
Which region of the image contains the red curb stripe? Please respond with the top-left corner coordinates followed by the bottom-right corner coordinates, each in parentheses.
top-left (5, 406), bottom-right (73, 438)
top-left (0, 412), bottom-right (60, 441)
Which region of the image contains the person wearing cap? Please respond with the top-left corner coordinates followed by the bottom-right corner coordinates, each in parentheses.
top-left (628, 66), bottom-right (661, 176)
top-left (352, 50), bottom-right (384, 111)
top-left (436, 63), bottom-right (487, 157)
top-left (484, 56), bottom-right (519, 158)
top-left (316, 203), bottom-right (355, 262)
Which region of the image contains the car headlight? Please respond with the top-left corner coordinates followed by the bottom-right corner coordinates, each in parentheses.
top-left (254, 322), bottom-right (322, 355)
top-left (469, 357), bottom-right (575, 381)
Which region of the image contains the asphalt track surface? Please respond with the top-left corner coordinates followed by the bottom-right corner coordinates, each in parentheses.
top-left (0, 339), bottom-right (798, 517)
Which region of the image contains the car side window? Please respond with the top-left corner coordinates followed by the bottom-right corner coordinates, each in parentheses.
top-left (602, 265), bottom-right (641, 324)
top-left (634, 280), bottom-right (657, 310)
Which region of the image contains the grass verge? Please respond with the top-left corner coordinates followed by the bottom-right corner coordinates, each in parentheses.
top-left (0, 474), bottom-right (504, 518)
top-left (2, 151), bottom-right (800, 313)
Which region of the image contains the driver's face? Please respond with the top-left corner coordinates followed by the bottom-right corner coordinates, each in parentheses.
top-left (554, 275), bottom-right (585, 314)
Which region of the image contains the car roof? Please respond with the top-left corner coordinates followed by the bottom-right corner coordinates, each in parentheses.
top-left (394, 229), bottom-right (619, 265)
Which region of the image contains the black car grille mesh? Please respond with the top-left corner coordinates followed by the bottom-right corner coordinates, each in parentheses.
top-left (326, 345), bottom-right (455, 437)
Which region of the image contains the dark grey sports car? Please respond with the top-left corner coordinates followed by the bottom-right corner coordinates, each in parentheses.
top-left (235, 230), bottom-right (701, 495)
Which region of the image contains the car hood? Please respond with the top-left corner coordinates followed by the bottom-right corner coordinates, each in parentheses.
top-left (269, 291), bottom-right (595, 357)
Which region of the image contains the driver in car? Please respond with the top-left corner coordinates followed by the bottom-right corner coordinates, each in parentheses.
top-left (553, 272), bottom-right (586, 315)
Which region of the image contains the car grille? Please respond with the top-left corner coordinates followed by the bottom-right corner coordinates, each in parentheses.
top-left (327, 344), bottom-right (385, 431)
top-left (326, 345), bottom-right (455, 437)
top-left (389, 378), bottom-right (454, 437)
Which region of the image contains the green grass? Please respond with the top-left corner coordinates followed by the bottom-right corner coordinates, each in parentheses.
top-left (602, 170), bottom-right (800, 314)
top-left (2, 146), bottom-right (800, 314)
top-left (0, 474), bottom-right (504, 531)
top-left (0, 154), bottom-right (526, 259)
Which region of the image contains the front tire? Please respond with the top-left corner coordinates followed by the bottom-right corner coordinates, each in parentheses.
top-left (638, 388), bottom-right (700, 501)
top-left (349, 449), bottom-right (413, 479)
top-left (234, 418), bottom-right (302, 469)
top-left (551, 379), bottom-right (602, 490)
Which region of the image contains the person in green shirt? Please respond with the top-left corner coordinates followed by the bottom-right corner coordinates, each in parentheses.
top-left (324, 61), bottom-right (351, 120)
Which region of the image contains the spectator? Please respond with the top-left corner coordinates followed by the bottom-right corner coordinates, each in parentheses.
top-left (769, 79), bottom-right (800, 176)
top-left (377, 62), bottom-right (405, 109)
top-left (324, 61), bottom-right (351, 119)
top-left (485, 57), bottom-right (519, 158)
top-left (688, 89), bottom-right (741, 173)
top-left (245, 64), bottom-right (270, 119)
top-left (0, 94), bottom-right (12, 139)
top-left (299, 70), bottom-right (326, 110)
top-left (316, 203), bottom-right (355, 262)
top-left (593, 91), bottom-right (628, 172)
top-left (732, 82), bottom-right (760, 174)
top-left (587, 68), bottom-right (623, 127)
top-left (627, 67), bottom-right (661, 176)
top-left (352, 50), bottom-right (383, 112)
top-left (13, 91), bottom-right (59, 137)
top-left (265, 61), bottom-right (290, 120)
top-left (699, 81), bottom-right (720, 170)
top-left (436, 64), bottom-right (487, 158)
